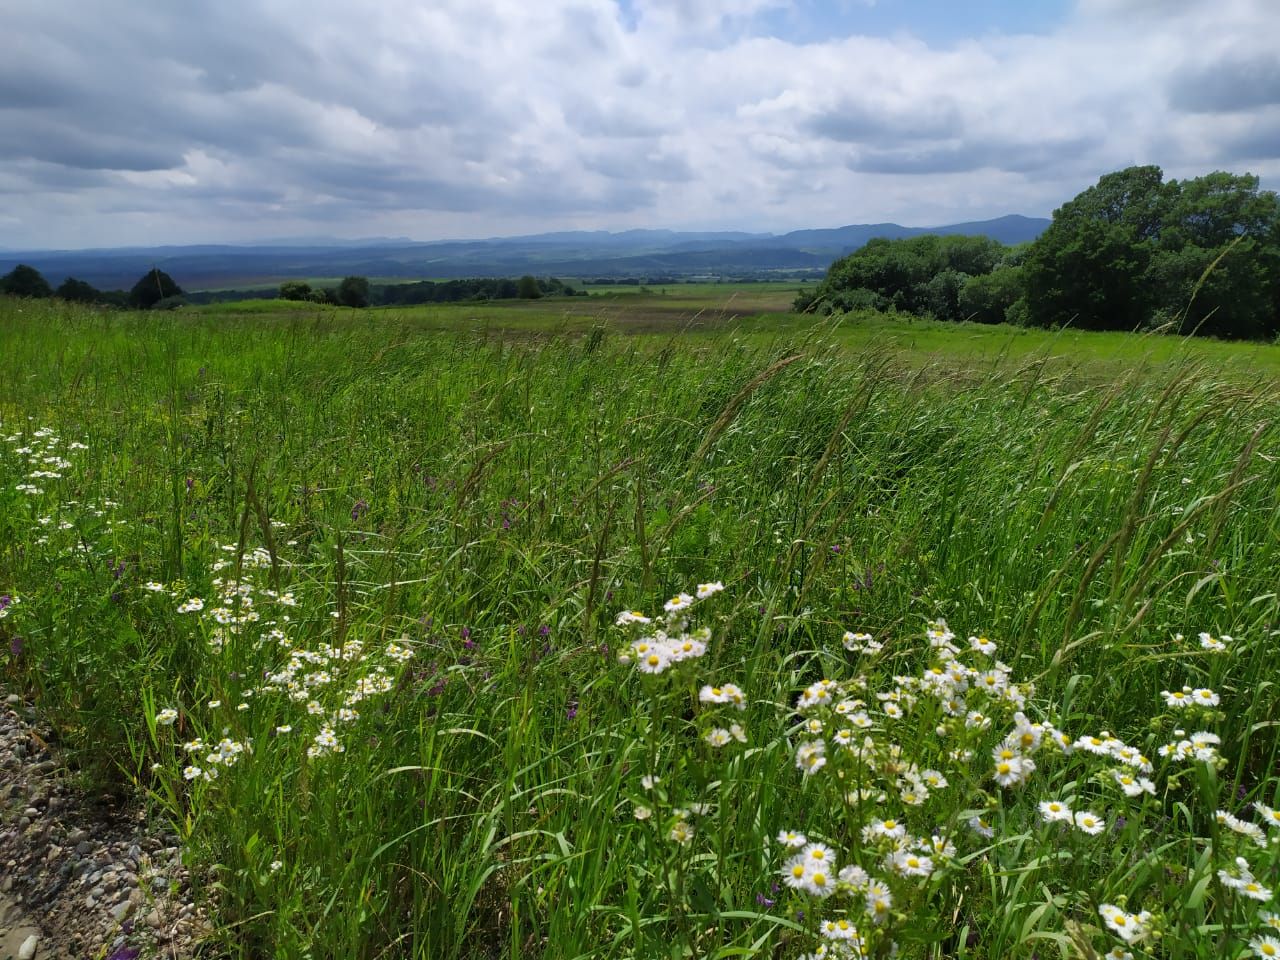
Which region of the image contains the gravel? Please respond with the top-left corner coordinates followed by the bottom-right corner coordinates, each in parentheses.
top-left (0, 692), bottom-right (207, 959)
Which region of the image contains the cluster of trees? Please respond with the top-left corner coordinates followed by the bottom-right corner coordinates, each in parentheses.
top-left (278, 274), bottom-right (583, 307)
top-left (802, 166), bottom-right (1280, 340)
top-left (1, 265), bottom-right (185, 309)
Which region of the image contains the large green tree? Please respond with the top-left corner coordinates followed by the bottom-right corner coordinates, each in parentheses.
top-left (128, 269), bottom-right (183, 309)
top-left (56, 277), bottom-right (101, 303)
top-left (336, 276), bottom-right (370, 308)
top-left (1, 264), bottom-right (53, 298)
top-left (1022, 166), bottom-right (1280, 338)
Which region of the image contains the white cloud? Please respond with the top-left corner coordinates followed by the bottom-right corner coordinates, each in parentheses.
top-left (0, 0), bottom-right (1278, 247)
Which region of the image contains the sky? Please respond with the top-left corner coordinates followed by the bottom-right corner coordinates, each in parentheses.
top-left (2, 0), bottom-right (1279, 249)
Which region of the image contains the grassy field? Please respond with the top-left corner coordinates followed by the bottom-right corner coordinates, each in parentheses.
top-left (1, 292), bottom-right (1278, 960)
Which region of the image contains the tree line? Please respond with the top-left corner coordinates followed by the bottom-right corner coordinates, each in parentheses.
top-left (0, 266), bottom-right (184, 309)
top-left (2, 266), bottom-right (585, 310)
top-left (798, 166), bottom-right (1280, 340)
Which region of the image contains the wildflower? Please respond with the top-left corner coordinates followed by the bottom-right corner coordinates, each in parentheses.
top-left (183, 765), bottom-right (202, 780)
top-left (1217, 810), bottom-right (1267, 848)
top-left (1104, 949), bottom-right (1134, 960)
top-left (864, 881), bottom-right (892, 921)
top-left (968, 815), bottom-right (994, 839)
top-left (1074, 811), bottom-right (1105, 835)
top-left (804, 867), bottom-right (836, 898)
top-left (637, 649), bottom-right (670, 674)
top-left (615, 610), bottom-right (651, 626)
top-left (1198, 631), bottom-right (1228, 652)
top-left (695, 581), bottom-right (723, 599)
top-left (1256, 803), bottom-right (1280, 830)
top-left (1251, 936), bottom-right (1280, 959)
top-left (729, 723), bottom-right (748, 743)
top-left (782, 854), bottom-right (811, 889)
top-left (1262, 912), bottom-right (1280, 931)
top-left (886, 850), bottom-right (933, 877)
top-left (156, 708), bottom-right (179, 726)
top-left (143, 581), bottom-right (167, 592)
top-left (838, 864), bottom-right (869, 888)
top-left (641, 774), bottom-right (660, 790)
top-left (633, 805), bottom-right (652, 821)
top-left (969, 635), bottom-right (997, 655)
top-left (177, 598), bottom-right (205, 614)
top-left (663, 593), bottom-right (694, 614)
top-left (207, 699), bottom-right (221, 709)
top-left (1098, 903), bottom-right (1152, 943)
top-left (843, 631), bottom-right (877, 652)
top-left (1112, 770), bottom-right (1156, 797)
top-left (275, 725), bottom-right (292, 734)
top-left (993, 756), bottom-right (1034, 788)
top-left (796, 740), bottom-right (827, 776)
top-left (862, 818), bottom-right (906, 842)
top-left (777, 830), bottom-right (807, 849)
top-left (1187, 687), bottom-right (1219, 707)
top-left (1038, 800), bottom-right (1073, 824)
top-left (818, 918), bottom-right (860, 942)
top-left (705, 727), bottom-right (731, 748)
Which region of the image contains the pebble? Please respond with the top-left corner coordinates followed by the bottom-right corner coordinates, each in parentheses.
top-left (0, 694), bottom-right (203, 958)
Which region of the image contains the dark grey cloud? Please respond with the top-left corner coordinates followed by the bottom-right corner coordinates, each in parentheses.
top-left (1168, 54), bottom-right (1280, 113)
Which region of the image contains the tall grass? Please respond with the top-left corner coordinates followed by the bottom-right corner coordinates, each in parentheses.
top-left (1, 298), bottom-right (1277, 959)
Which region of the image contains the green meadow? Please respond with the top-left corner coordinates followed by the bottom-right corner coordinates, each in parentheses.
top-left (1, 290), bottom-right (1278, 959)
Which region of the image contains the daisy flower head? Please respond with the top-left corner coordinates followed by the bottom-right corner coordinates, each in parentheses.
top-left (1191, 687), bottom-right (1220, 707)
top-left (777, 829), bottom-right (807, 849)
top-left (796, 739), bottom-right (828, 776)
top-left (615, 610), bottom-right (651, 626)
top-left (838, 864), bottom-right (869, 889)
top-left (804, 865), bottom-right (836, 898)
top-left (1112, 770), bottom-right (1156, 797)
top-left (637, 648), bottom-right (670, 675)
top-left (864, 881), bottom-right (893, 921)
top-left (1105, 949), bottom-right (1134, 960)
top-left (1198, 631), bottom-right (1228, 652)
top-left (155, 708), bottom-right (179, 726)
top-left (1260, 912), bottom-right (1280, 931)
top-left (1251, 936), bottom-right (1280, 960)
top-left (1255, 803), bottom-right (1280, 830)
top-left (886, 849), bottom-right (933, 877)
top-left (1098, 903), bottom-right (1152, 943)
top-left (704, 727), bottom-right (731, 747)
top-left (1074, 810), bottom-right (1105, 835)
top-left (818, 917), bottom-right (860, 942)
top-left (1038, 799), bottom-right (1073, 824)
top-left (695, 581), bottom-right (723, 600)
top-left (843, 631), bottom-right (879, 653)
top-left (663, 593), bottom-right (694, 614)
top-left (781, 853), bottom-right (811, 889)
top-left (968, 815), bottom-right (995, 839)
top-left (669, 820), bottom-right (695, 845)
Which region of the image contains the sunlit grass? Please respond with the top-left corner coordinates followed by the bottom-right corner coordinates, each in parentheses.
top-left (0, 296), bottom-right (1277, 959)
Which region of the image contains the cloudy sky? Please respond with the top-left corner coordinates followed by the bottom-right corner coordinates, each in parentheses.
top-left (2, 0), bottom-right (1278, 249)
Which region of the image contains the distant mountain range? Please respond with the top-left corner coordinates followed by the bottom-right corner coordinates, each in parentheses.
top-left (0, 215), bottom-right (1049, 291)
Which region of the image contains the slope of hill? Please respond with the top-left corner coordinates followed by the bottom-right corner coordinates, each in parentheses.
top-left (0, 216), bottom-right (1049, 290)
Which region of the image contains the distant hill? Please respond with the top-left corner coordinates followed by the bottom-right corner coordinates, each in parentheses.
top-left (0, 216), bottom-right (1049, 291)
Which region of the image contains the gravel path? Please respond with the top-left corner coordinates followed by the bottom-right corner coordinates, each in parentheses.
top-left (0, 692), bottom-right (205, 959)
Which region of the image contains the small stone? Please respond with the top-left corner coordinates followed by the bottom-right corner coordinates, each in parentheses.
top-left (111, 901), bottom-right (131, 921)
top-left (22, 807), bottom-right (39, 818)
top-left (18, 933), bottom-right (39, 959)
top-left (67, 828), bottom-right (89, 844)
top-left (4, 694), bottom-right (19, 705)
top-left (146, 908), bottom-right (163, 928)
